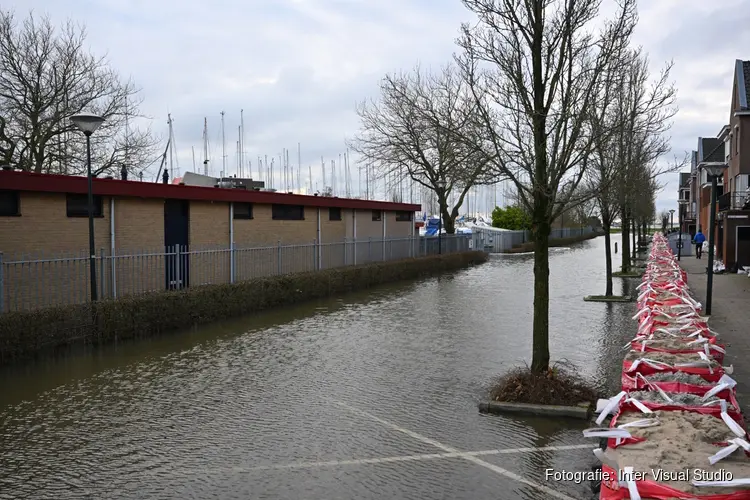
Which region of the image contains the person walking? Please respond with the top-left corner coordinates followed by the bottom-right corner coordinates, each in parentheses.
top-left (694, 228), bottom-right (706, 259)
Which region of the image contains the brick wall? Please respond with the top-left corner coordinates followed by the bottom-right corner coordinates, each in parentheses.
top-left (190, 201), bottom-right (231, 286)
top-left (112, 198), bottom-right (165, 297)
top-left (1, 192), bottom-right (112, 311)
top-left (233, 204), bottom-right (318, 279)
top-left (1, 193), bottom-right (418, 312)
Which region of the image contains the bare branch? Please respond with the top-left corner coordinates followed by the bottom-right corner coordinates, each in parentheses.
top-left (348, 63), bottom-right (501, 233)
top-left (0, 9), bottom-right (162, 176)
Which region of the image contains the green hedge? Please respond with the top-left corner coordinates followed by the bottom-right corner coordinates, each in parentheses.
top-left (504, 230), bottom-right (603, 254)
top-left (0, 251), bottom-right (488, 364)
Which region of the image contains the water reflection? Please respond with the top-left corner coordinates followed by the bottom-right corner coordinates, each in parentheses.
top-left (0, 235), bottom-right (629, 500)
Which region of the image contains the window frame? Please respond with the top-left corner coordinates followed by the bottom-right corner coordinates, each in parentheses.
top-left (0, 190), bottom-right (20, 217)
top-left (66, 193), bottom-right (103, 218)
top-left (395, 211), bottom-right (413, 222)
top-left (329, 207), bottom-right (342, 221)
top-left (272, 204), bottom-right (305, 221)
top-left (372, 209), bottom-right (382, 221)
top-left (233, 202), bottom-right (254, 220)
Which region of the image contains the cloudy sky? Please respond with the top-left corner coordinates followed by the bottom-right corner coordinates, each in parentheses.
top-left (9, 0), bottom-right (750, 215)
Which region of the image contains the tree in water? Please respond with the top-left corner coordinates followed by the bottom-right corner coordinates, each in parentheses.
top-left (455, 0), bottom-right (637, 373)
top-left (585, 48), bottom-right (677, 295)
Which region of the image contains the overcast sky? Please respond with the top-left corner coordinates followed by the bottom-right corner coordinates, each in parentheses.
top-left (9, 0), bottom-right (750, 214)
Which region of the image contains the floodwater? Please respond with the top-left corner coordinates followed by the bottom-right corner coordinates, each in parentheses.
top-left (0, 235), bottom-right (635, 500)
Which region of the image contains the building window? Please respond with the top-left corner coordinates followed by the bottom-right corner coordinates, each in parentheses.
top-left (0, 190), bottom-right (20, 216)
top-left (329, 207), bottom-right (342, 221)
top-left (396, 211), bottom-right (413, 221)
top-left (66, 193), bottom-right (103, 217)
top-left (233, 202), bottom-right (253, 219)
top-left (372, 210), bottom-right (382, 221)
top-left (272, 204), bottom-right (304, 220)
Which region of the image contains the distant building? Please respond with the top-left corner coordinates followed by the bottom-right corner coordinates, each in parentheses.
top-left (690, 59), bottom-right (750, 269)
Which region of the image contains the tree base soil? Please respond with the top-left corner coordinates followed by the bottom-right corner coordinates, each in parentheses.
top-left (490, 367), bottom-right (600, 406)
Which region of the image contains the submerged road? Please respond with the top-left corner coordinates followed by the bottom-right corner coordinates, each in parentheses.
top-left (0, 235), bottom-right (634, 499)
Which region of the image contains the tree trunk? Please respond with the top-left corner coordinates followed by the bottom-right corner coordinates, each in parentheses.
top-left (631, 218), bottom-right (636, 260)
top-left (604, 227), bottom-right (613, 296)
top-left (443, 207), bottom-right (456, 234)
top-left (636, 222), bottom-right (641, 248)
top-left (531, 217), bottom-right (551, 374)
top-left (621, 209), bottom-right (631, 274)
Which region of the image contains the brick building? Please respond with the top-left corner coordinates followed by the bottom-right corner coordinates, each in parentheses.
top-left (714, 59), bottom-right (750, 268)
top-left (0, 169), bottom-right (421, 310)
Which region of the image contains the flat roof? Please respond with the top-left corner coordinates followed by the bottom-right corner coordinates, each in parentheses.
top-left (0, 170), bottom-right (420, 212)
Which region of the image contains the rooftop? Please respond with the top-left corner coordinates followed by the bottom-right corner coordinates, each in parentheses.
top-left (0, 169), bottom-right (421, 212)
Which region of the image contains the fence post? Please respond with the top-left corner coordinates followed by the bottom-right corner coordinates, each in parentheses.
top-left (277, 240), bottom-right (282, 275)
top-left (0, 252), bottom-right (3, 313)
top-left (230, 242), bottom-right (235, 284)
top-left (175, 245), bottom-right (182, 289)
top-left (111, 246), bottom-right (117, 299)
top-left (100, 249), bottom-right (105, 299)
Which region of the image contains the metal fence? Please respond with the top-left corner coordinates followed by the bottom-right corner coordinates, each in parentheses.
top-left (0, 235), bottom-right (471, 313)
top-left (471, 226), bottom-right (596, 253)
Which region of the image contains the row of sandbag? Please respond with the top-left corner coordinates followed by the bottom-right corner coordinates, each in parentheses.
top-left (583, 233), bottom-right (750, 500)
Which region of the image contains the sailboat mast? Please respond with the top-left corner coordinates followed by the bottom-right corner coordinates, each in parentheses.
top-left (279, 148), bottom-right (289, 193)
top-left (240, 109), bottom-right (245, 178)
top-left (221, 111), bottom-right (226, 176)
top-left (168, 114), bottom-right (174, 179)
top-left (297, 143), bottom-right (301, 193)
top-left (192, 146), bottom-right (196, 173)
top-left (202, 117), bottom-right (209, 176)
top-left (321, 157), bottom-right (326, 192)
top-left (308, 164), bottom-right (313, 194)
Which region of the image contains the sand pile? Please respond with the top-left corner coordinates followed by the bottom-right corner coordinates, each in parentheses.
top-left (632, 338), bottom-right (707, 351)
top-left (645, 372), bottom-right (712, 385)
top-left (611, 410), bottom-right (750, 495)
top-left (627, 390), bottom-right (735, 410)
top-left (625, 350), bottom-right (719, 368)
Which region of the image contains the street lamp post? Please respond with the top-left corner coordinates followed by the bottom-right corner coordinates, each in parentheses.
top-left (70, 113), bottom-right (105, 304)
top-left (437, 179), bottom-right (446, 255)
top-left (704, 163), bottom-right (728, 315)
top-left (669, 209), bottom-right (675, 232)
top-left (677, 199), bottom-right (688, 261)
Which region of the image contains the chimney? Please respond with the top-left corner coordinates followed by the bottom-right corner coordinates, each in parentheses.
top-left (162, 170), bottom-right (169, 184)
top-left (121, 165), bottom-right (128, 181)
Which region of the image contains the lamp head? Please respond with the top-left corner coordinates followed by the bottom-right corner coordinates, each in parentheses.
top-left (437, 180), bottom-right (446, 190)
top-left (703, 163), bottom-right (727, 178)
top-left (69, 113), bottom-right (105, 135)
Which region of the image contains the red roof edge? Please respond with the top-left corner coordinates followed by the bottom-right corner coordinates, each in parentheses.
top-left (0, 170), bottom-right (421, 212)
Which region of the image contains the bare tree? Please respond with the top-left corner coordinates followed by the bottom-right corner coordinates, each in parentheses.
top-left (454, 0), bottom-right (637, 373)
top-left (586, 48), bottom-right (678, 294)
top-left (0, 10), bottom-right (161, 176)
top-left (613, 50), bottom-right (680, 273)
top-left (349, 64), bottom-right (497, 234)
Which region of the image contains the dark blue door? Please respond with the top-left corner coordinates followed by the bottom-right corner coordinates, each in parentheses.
top-left (164, 199), bottom-right (189, 290)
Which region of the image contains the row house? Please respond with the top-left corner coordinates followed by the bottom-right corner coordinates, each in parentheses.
top-left (686, 59), bottom-right (750, 269)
